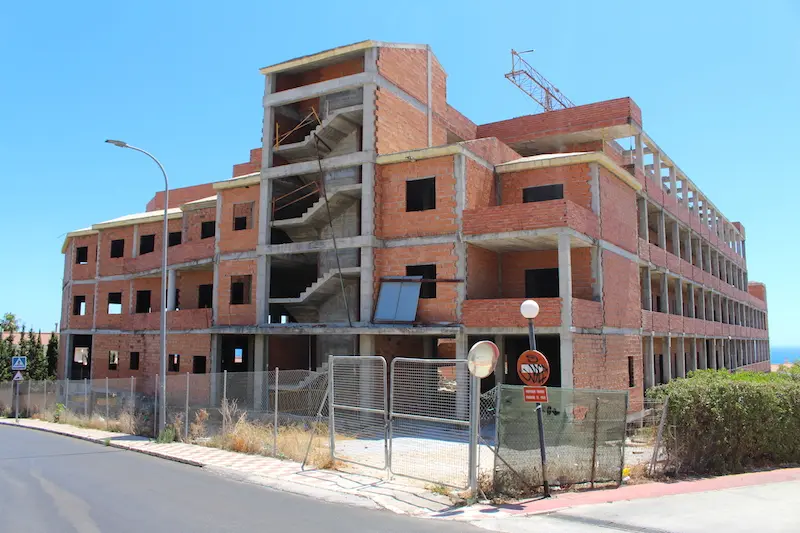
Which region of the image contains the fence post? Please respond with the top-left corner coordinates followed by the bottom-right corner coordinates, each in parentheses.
top-left (185, 372), bottom-right (190, 441)
top-left (43, 380), bottom-right (47, 413)
top-left (65, 380), bottom-right (70, 411)
top-left (84, 378), bottom-right (88, 417)
top-left (130, 376), bottom-right (135, 408)
top-left (27, 379), bottom-right (31, 416)
top-left (328, 355), bottom-right (335, 463)
top-left (105, 377), bottom-right (109, 429)
top-left (468, 373), bottom-right (480, 495)
top-left (154, 374), bottom-right (159, 437)
top-left (590, 396), bottom-right (600, 488)
top-left (273, 367), bottom-right (279, 456)
top-left (222, 370), bottom-right (228, 433)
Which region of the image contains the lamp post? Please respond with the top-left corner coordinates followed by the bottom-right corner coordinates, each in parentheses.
top-left (520, 299), bottom-right (550, 497)
top-left (105, 139), bottom-right (169, 434)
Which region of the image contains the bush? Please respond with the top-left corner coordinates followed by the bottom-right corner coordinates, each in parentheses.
top-left (647, 369), bottom-right (800, 474)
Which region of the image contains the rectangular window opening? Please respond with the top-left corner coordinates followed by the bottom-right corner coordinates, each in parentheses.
top-left (525, 268), bottom-right (559, 298)
top-left (139, 234), bottom-right (155, 255)
top-left (233, 202), bottom-right (253, 231)
top-left (168, 231), bottom-right (182, 247)
top-left (406, 264), bottom-right (436, 299)
top-left (135, 290), bottom-right (152, 314)
top-left (73, 295), bottom-right (87, 316)
top-left (110, 239), bottom-right (125, 258)
top-left (168, 354), bottom-right (180, 372)
top-left (406, 177), bottom-right (436, 212)
top-left (234, 348), bottom-right (243, 364)
top-left (76, 246), bottom-right (89, 265)
top-left (523, 184), bottom-right (564, 203)
top-left (198, 284), bottom-right (213, 309)
top-left (129, 351), bottom-right (140, 370)
top-left (108, 292), bottom-right (123, 315)
top-left (628, 356), bottom-right (635, 387)
top-left (192, 355), bottom-right (207, 374)
top-left (230, 275), bottom-right (251, 305)
top-left (200, 220), bottom-right (216, 239)
top-left (108, 350), bottom-right (119, 371)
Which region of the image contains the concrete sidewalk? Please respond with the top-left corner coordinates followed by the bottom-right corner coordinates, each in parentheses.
top-left (0, 417), bottom-right (453, 516)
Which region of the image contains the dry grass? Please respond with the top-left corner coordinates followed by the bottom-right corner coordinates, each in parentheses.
top-left (33, 403), bottom-right (143, 435)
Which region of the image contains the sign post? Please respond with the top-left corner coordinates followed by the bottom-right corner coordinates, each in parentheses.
top-left (11, 357), bottom-right (26, 423)
top-left (517, 349), bottom-right (550, 497)
top-left (467, 340), bottom-right (500, 497)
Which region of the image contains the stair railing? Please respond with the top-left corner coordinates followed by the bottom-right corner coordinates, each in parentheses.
top-left (272, 181), bottom-right (321, 216)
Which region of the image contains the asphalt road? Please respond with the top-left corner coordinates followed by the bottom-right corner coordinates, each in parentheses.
top-left (0, 424), bottom-right (479, 533)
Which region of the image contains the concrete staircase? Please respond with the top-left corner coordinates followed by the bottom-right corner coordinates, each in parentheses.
top-left (273, 105), bottom-right (362, 163)
top-left (272, 184), bottom-right (361, 241)
top-left (269, 267), bottom-right (360, 323)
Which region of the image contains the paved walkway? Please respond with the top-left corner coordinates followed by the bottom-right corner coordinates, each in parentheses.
top-left (0, 418), bottom-right (452, 516)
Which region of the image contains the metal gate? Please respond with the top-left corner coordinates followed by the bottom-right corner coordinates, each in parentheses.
top-left (389, 358), bottom-right (474, 489)
top-left (328, 355), bottom-right (388, 470)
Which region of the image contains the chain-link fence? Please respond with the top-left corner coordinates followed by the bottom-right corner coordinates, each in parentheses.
top-left (389, 358), bottom-right (473, 488)
top-left (329, 355), bottom-right (388, 470)
top-left (493, 386), bottom-right (629, 493)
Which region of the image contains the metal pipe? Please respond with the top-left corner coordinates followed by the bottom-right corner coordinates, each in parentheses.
top-left (105, 140), bottom-right (169, 434)
top-left (105, 377), bottom-right (109, 429)
top-left (527, 317), bottom-right (550, 497)
top-left (273, 367), bottom-right (279, 456)
top-left (185, 373), bottom-right (190, 440)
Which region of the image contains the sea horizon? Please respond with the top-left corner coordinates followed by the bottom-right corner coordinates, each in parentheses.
top-left (771, 346), bottom-right (800, 365)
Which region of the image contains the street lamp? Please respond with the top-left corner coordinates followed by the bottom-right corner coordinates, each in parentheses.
top-left (105, 140), bottom-right (169, 435)
top-left (519, 298), bottom-right (550, 497)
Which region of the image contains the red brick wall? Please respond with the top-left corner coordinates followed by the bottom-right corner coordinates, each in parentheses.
top-left (445, 105), bottom-right (477, 141)
top-left (501, 249), bottom-right (593, 300)
top-left (462, 298), bottom-right (560, 328)
top-left (182, 207), bottom-right (216, 244)
top-left (177, 270), bottom-right (213, 310)
top-left (95, 280), bottom-right (128, 330)
top-left (376, 335), bottom-right (425, 367)
top-left (477, 97), bottom-right (642, 145)
top-left (375, 88), bottom-right (428, 155)
top-left (602, 251), bottom-right (641, 328)
top-left (91, 333), bottom-right (211, 380)
top-left (216, 259), bottom-right (257, 326)
top-left (501, 164), bottom-right (591, 209)
top-left (466, 245), bottom-right (499, 299)
top-left (146, 183), bottom-right (217, 212)
top-left (68, 285), bottom-right (94, 330)
top-left (748, 282), bottom-right (767, 304)
top-left (431, 55), bottom-right (447, 118)
top-left (71, 234), bottom-right (98, 281)
top-left (374, 244), bottom-right (458, 323)
top-left (465, 158), bottom-right (495, 210)
top-left (218, 186), bottom-right (260, 254)
top-left (599, 167), bottom-right (638, 253)
top-left (275, 57), bottom-right (364, 92)
top-left (461, 138), bottom-right (521, 166)
top-left (98, 226), bottom-right (134, 277)
top-left (378, 48), bottom-right (428, 104)
top-left (232, 148), bottom-right (262, 178)
top-left (375, 156), bottom-right (456, 238)
top-left (572, 333), bottom-right (643, 411)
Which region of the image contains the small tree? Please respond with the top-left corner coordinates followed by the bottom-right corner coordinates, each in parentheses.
top-left (27, 331), bottom-right (47, 380)
top-left (46, 334), bottom-right (59, 380)
top-left (1, 313), bottom-right (18, 333)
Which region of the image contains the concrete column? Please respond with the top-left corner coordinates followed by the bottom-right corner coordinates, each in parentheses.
top-left (658, 210), bottom-right (667, 249)
top-left (455, 332), bottom-right (469, 420)
top-left (717, 339), bottom-right (725, 369)
top-left (494, 335), bottom-right (506, 386)
top-left (676, 336), bottom-right (686, 378)
top-left (256, 73), bottom-right (276, 325)
top-left (698, 337), bottom-right (707, 370)
top-left (252, 335), bottom-right (268, 410)
top-left (209, 334), bottom-right (220, 403)
top-left (709, 339), bottom-right (718, 370)
top-left (669, 166), bottom-right (677, 198)
top-left (687, 283), bottom-right (695, 318)
top-left (642, 268), bottom-right (653, 311)
top-left (634, 134), bottom-right (644, 173)
top-left (638, 196), bottom-right (649, 243)
top-left (742, 239), bottom-right (747, 260)
top-left (454, 154), bottom-right (467, 323)
top-left (360, 56), bottom-right (377, 324)
top-left (644, 336), bottom-right (655, 390)
top-left (698, 289), bottom-right (706, 321)
top-left (589, 163), bottom-right (600, 215)
top-left (690, 338), bottom-right (698, 372)
top-left (672, 220), bottom-right (681, 258)
top-left (652, 150), bottom-right (661, 181)
top-left (166, 268), bottom-right (177, 311)
top-left (663, 336), bottom-right (673, 382)
top-left (659, 273), bottom-right (669, 314)
top-left (685, 230), bottom-right (693, 264)
top-left (558, 232), bottom-right (574, 388)
top-left (676, 278), bottom-right (684, 316)
top-left (695, 238), bottom-right (703, 269)
top-left (132, 224), bottom-right (139, 258)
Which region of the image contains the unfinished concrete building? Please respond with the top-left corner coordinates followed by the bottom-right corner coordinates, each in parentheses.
top-left (59, 41), bottom-right (770, 410)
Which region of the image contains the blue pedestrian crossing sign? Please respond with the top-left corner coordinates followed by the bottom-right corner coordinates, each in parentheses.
top-left (11, 356), bottom-right (26, 371)
top-left (12, 371), bottom-right (23, 382)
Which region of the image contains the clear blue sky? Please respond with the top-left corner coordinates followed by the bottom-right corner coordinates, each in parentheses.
top-left (1, 1), bottom-right (797, 346)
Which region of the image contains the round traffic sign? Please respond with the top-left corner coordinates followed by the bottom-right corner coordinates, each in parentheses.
top-left (516, 350), bottom-right (550, 386)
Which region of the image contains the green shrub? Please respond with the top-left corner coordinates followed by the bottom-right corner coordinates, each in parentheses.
top-left (647, 369), bottom-right (800, 474)
top-left (156, 426), bottom-right (177, 444)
